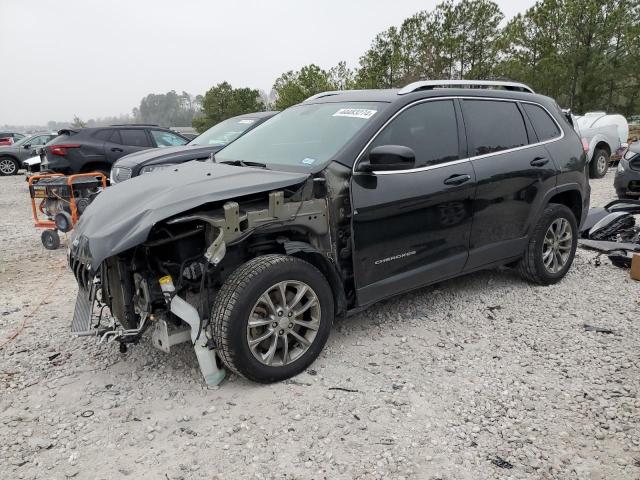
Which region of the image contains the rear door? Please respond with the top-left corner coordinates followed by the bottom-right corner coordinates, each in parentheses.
top-left (461, 99), bottom-right (557, 270)
top-left (351, 99), bottom-right (476, 306)
top-left (104, 129), bottom-right (153, 164)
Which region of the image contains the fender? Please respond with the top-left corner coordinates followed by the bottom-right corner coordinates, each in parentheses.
top-left (283, 240), bottom-right (347, 317)
top-left (584, 132), bottom-right (616, 162)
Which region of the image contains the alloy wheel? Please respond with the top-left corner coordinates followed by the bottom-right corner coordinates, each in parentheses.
top-left (246, 280), bottom-right (321, 367)
top-left (542, 218), bottom-right (572, 273)
top-left (0, 158), bottom-right (17, 175)
top-left (596, 154), bottom-right (607, 175)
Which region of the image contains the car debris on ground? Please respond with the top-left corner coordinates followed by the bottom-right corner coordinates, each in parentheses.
top-left (579, 199), bottom-right (640, 268)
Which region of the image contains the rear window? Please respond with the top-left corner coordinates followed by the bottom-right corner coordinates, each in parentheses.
top-left (522, 103), bottom-right (561, 142)
top-left (462, 100), bottom-right (528, 156)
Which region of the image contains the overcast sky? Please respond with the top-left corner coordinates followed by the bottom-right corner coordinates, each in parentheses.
top-left (0, 0), bottom-right (537, 125)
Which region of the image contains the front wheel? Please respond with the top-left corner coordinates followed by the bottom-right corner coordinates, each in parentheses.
top-left (589, 148), bottom-right (610, 178)
top-left (518, 204), bottom-right (578, 285)
top-left (210, 254), bottom-right (334, 383)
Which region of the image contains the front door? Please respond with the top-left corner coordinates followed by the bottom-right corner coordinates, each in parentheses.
top-left (351, 99), bottom-right (476, 307)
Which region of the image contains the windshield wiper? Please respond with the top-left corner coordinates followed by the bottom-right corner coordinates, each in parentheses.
top-left (218, 160), bottom-right (268, 169)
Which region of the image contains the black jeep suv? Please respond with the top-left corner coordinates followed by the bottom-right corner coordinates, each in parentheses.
top-left (68, 80), bottom-right (589, 385)
top-left (40, 125), bottom-right (189, 176)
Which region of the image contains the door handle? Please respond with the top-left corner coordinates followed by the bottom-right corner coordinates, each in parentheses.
top-left (530, 156), bottom-right (549, 167)
top-left (111, 148), bottom-right (123, 153)
top-left (443, 174), bottom-right (471, 186)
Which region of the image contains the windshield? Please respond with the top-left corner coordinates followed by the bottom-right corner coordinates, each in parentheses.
top-left (189, 117), bottom-right (259, 146)
top-left (215, 102), bottom-right (386, 169)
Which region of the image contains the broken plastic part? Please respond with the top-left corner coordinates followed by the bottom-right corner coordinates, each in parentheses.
top-left (579, 239), bottom-right (640, 253)
top-left (169, 294), bottom-right (225, 386)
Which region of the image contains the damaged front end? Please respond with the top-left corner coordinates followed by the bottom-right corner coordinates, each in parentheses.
top-left (67, 161), bottom-right (348, 385)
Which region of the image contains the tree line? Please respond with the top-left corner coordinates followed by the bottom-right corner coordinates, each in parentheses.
top-left (10, 0), bottom-right (637, 134)
top-left (196, 0), bottom-right (639, 132)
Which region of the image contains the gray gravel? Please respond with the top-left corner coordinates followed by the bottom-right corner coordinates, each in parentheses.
top-left (1, 171), bottom-right (639, 480)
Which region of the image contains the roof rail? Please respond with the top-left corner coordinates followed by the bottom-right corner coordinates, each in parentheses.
top-left (398, 80), bottom-right (535, 95)
top-left (303, 91), bottom-right (345, 102)
top-left (109, 123), bottom-right (160, 127)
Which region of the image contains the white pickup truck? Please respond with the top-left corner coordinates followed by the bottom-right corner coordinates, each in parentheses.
top-left (574, 112), bottom-right (629, 179)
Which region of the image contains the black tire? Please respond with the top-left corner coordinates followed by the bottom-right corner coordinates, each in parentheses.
top-left (41, 229), bottom-right (61, 250)
top-left (589, 148), bottom-right (610, 179)
top-left (211, 254), bottom-right (334, 383)
top-left (518, 204), bottom-right (578, 285)
top-left (0, 156), bottom-right (19, 176)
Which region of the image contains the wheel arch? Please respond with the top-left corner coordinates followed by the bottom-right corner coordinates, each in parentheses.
top-left (543, 185), bottom-right (584, 227)
top-left (81, 161), bottom-right (111, 174)
top-left (281, 241), bottom-right (347, 318)
top-left (0, 153), bottom-right (20, 163)
top-left (594, 141), bottom-right (611, 156)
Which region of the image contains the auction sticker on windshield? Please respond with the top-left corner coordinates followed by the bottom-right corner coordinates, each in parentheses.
top-left (333, 108), bottom-right (377, 119)
top-left (238, 119), bottom-right (255, 124)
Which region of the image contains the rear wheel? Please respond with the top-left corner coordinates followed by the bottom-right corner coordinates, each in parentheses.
top-left (518, 204), bottom-right (577, 285)
top-left (211, 254), bottom-right (334, 383)
top-left (589, 148), bottom-right (610, 178)
top-left (0, 156), bottom-right (19, 176)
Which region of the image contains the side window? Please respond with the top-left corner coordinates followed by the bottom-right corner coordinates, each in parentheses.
top-left (29, 136), bottom-right (48, 146)
top-left (462, 100), bottom-right (528, 156)
top-left (150, 130), bottom-right (188, 147)
top-left (522, 103), bottom-right (561, 142)
top-left (94, 129), bottom-right (113, 141)
top-left (369, 100), bottom-right (459, 167)
top-left (119, 129), bottom-right (151, 147)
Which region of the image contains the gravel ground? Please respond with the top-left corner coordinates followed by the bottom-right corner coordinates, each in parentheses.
top-left (1, 171), bottom-right (639, 480)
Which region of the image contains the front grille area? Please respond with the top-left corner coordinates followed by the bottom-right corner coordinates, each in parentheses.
top-left (71, 285), bottom-right (95, 334)
top-left (113, 166), bottom-right (132, 183)
top-left (69, 250), bottom-right (93, 289)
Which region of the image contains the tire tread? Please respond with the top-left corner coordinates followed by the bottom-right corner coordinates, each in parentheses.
top-left (211, 254), bottom-right (326, 382)
top-left (518, 203), bottom-right (576, 285)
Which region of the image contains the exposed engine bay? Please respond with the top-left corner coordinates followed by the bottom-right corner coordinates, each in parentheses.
top-left (68, 161), bottom-right (354, 385)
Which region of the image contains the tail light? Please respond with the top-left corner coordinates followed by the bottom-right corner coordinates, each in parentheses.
top-left (581, 138), bottom-right (589, 153)
top-left (49, 144), bottom-right (80, 156)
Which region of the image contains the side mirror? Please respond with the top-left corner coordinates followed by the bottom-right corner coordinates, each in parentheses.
top-left (23, 144), bottom-right (31, 149)
top-left (357, 145), bottom-right (415, 172)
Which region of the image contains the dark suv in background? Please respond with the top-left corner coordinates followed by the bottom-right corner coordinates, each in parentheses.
top-left (40, 125), bottom-right (189, 176)
top-left (69, 80), bottom-right (589, 384)
top-left (110, 112), bottom-right (277, 184)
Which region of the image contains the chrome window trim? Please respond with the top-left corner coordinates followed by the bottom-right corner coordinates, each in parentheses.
top-left (353, 96), bottom-right (565, 176)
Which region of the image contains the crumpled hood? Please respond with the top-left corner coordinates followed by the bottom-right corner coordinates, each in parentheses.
top-left (114, 144), bottom-right (222, 169)
top-left (71, 161), bottom-right (309, 270)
